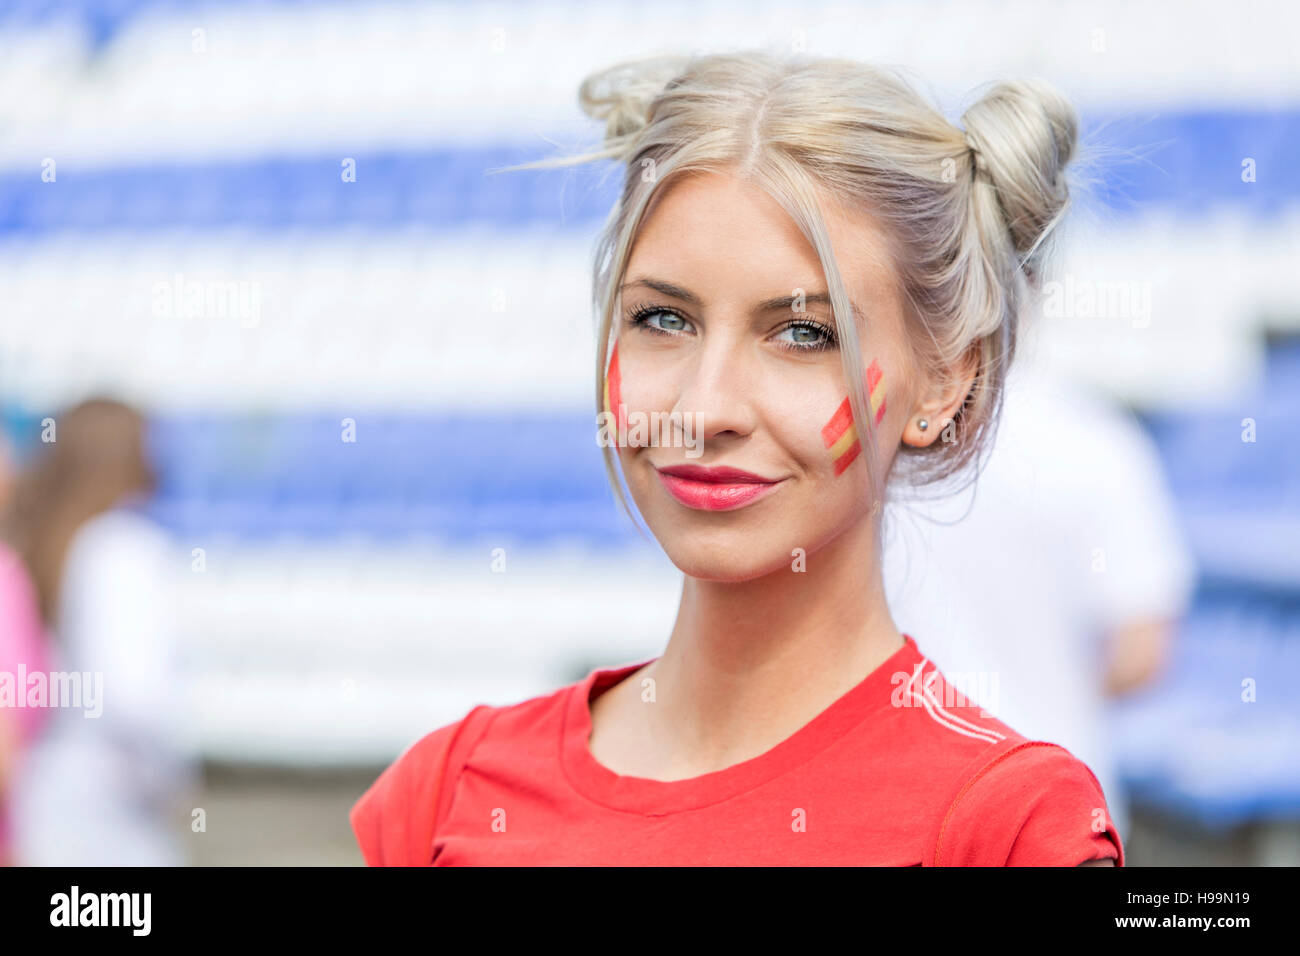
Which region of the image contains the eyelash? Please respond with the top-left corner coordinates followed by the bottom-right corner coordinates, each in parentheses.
top-left (625, 304), bottom-right (839, 353)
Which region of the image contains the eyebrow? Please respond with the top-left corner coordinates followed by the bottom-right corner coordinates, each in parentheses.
top-left (619, 277), bottom-right (862, 322)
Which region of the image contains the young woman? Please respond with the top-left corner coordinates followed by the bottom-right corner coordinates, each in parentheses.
top-left (4, 399), bottom-right (195, 865)
top-left (352, 51), bottom-right (1124, 866)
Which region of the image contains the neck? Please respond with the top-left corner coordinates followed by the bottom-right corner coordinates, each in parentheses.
top-left (646, 515), bottom-right (904, 774)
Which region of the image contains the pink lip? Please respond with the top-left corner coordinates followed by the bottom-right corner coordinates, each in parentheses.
top-left (655, 464), bottom-right (786, 511)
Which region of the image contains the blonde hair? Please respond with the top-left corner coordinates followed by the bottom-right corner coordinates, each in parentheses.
top-left (502, 50), bottom-right (1077, 539)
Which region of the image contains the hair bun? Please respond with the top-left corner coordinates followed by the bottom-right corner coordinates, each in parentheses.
top-left (578, 55), bottom-right (693, 153)
top-left (960, 78), bottom-right (1078, 278)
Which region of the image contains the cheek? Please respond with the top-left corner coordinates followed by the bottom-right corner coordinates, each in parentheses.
top-left (605, 342), bottom-right (678, 455)
top-left (607, 341), bottom-right (679, 422)
top-left (820, 358), bottom-right (887, 476)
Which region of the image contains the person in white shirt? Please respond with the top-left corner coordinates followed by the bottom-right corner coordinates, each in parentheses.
top-left (4, 399), bottom-right (197, 866)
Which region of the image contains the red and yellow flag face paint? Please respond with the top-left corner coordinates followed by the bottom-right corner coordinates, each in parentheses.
top-left (821, 358), bottom-right (887, 476)
top-left (603, 341), bottom-right (627, 434)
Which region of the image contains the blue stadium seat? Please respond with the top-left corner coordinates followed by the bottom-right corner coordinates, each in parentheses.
top-left (146, 408), bottom-right (629, 543)
top-left (0, 109), bottom-right (1294, 235)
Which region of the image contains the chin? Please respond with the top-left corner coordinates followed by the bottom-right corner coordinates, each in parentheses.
top-left (655, 527), bottom-right (795, 583)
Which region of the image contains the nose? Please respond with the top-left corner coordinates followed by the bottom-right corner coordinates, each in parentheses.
top-left (670, 330), bottom-right (758, 444)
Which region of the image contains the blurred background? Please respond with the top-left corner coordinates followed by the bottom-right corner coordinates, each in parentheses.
top-left (0, 0), bottom-right (1296, 865)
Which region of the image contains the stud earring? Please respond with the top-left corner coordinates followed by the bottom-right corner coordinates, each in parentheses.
top-left (917, 418), bottom-right (929, 431)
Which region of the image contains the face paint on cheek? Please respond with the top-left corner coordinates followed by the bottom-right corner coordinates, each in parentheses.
top-left (820, 358), bottom-right (888, 476)
top-left (604, 341), bottom-right (628, 437)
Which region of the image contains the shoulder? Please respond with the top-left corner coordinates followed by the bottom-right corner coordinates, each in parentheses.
top-left (67, 507), bottom-right (172, 564)
top-left (56, 509), bottom-right (175, 651)
top-left (60, 508), bottom-right (174, 604)
top-left (887, 653), bottom-right (1028, 762)
top-left (350, 714), bottom-right (469, 867)
top-left (349, 676), bottom-right (579, 866)
top-left (889, 646), bottom-right (1122, 866)
top-left (932, 740), bottom-right (1125, 867)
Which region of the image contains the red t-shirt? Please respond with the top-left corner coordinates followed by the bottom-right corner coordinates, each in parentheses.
top-left (351, 634), bottom-right (1124, 866)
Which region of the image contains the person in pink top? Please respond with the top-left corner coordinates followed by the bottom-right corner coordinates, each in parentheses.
top-left (0, 434), bottom-right (51, 867)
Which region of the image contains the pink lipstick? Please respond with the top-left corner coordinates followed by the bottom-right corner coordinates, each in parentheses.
top-left (655, 464), bottom-right (785, 512)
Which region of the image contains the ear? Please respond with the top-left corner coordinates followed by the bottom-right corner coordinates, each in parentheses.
top-left (901, 343), bottom-right (980, 448)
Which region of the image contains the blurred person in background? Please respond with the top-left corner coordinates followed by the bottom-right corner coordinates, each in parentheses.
top-left (0, 432), bottom-right (51, 867)
top-left (2, 398), bottom-right (197, 866)
top-left (883, 340), bottom-right (1198, 841)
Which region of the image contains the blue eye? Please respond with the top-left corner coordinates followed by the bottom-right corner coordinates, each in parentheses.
top-left (625, 305), bottom-right (837, 352)
top-left (774, 320), bottom-right (837, 352)
top-left (628, 305), bottom-right (693, 336)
